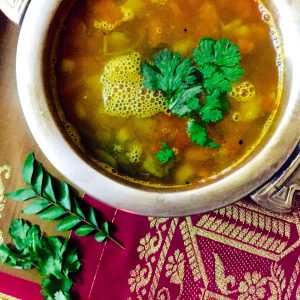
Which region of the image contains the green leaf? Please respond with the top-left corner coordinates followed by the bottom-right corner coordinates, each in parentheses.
top-left (54, 291), bottom-right (69, 300)
top-left (22, 153), bottom-right (35, 185)
top-left (88, 207), bottom-right (98, 227)
top-left (168, 85), bottom-right (202, 117)
top-left (74, 198), bottom-right (85, 219)
top-left (43, 173), bottom-right (57, 202)
top-left (95, 231), bottom-right (107, 242)
top-left (39, 255), bottom-right (63, 278)
top-left (155, 143), bottom-right (175, 164)
top-left (141, 49), bottom-right (197, 98)
top-left (0, 244), bottom-right (15, 263)
top-left (101, 222), bottom-right (109, 236)
top-left (9, 219), bottom-right (41, 251)
top-left (39, 206), bottom-right (66, 220)
top-left (43, 237), bottom-right (66, 257)
top-left (56, 215), bottom-right (81, 232)
top-left (187, 120), bottom-right (220, 148)
top-left (193, 38), bottom-right (215, 66)
top-left (23, 198), bottom-right (51, 215)
top-left (41, 277), bottom-right (72, 299)
top-left (32, 162), bottom-right (44, 194)
top-left (187, 121), bottom-right (208, 146)
top-left (200, 105), bottom-right (223, 123)
top-left (59, 182), bottom-right (71, 210)
top-left (64, 247), bottom-right (81, 274)
top-left (5, 188), bottom-right (36, 202)
top-left (75, 225), bottom-right (95, 236)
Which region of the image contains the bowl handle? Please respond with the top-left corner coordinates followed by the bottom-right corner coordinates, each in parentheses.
top-left (0, 0), bottom-right (31, 25)
top-left (251, 143), bottom-right (300, 213)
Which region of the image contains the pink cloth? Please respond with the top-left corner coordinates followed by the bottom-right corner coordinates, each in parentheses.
top-left (1, 195), bottom-right (300, 300)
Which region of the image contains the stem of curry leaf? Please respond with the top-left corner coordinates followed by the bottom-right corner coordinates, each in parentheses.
top-left (38, 196), bottom-right (125, 249)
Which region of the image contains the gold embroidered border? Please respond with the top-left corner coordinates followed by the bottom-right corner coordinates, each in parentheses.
top-left (284, 252), bottom-right (300, 300)
top-left (0, 293), bottom-right (19, 300)
top-left (180, 217), bottom-right (208, 286)
top-left (0, 165), bottom-right (11, 244)
top-left (149, 218), bottom-right (178, 299)
top-left (193, 226), bottom-right (283, 261)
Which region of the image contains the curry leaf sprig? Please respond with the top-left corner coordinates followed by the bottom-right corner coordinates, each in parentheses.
top-left (5, 153), bottom-right (124, 249)
top-left (141, 38), bottom-right (244, 149)
top-left (0, 219), bottom-right (80, 300)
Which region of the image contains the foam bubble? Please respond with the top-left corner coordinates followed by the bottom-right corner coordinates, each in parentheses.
top-left (229, 81), bottom-right (256, 102)
top-left (101, 52), bottom-right (167, 118)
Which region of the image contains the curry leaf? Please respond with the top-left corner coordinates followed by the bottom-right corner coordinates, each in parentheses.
top-left (39, 206), bottom-right (66, 220)
top-left (95, 231), bottom-right (107, 242)
top-left (88, 207), bottom-right (98, 227)
top-left (6, 152), bottom-right (124, 249)
top-left (22, 153), bottom-right (35, 185)
top-left (75, 225), bottom-right (95, 236)
top-left (59, 182), bottom-right (71, 210)
top-left (43, 173), bottom-right (57, 203)
top-left (74, 198), bottom-right (85, 219)
top-left (23, 198), bottom-right (51, 215)
top-left (5, 188), bottom-right (36, 202)
top-left (56, 215), bottom-right (81, 232)
top-left (101, 222), bottom-right (109, 236)
top-left (32, 162), bottom-right (44, 194)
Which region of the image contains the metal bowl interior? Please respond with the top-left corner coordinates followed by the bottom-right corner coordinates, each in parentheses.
top-left (16, 0), bottom-right (300, 216)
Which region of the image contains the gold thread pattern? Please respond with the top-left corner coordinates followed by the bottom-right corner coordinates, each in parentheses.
top-left (165, 249), bottom-right (184, 299)
top-left (213, 253), bottom-right (236, 296)
top-left (128, 201), bottom-right (300, 299)
top-left (0, 294), bottom-right (19, 300)
top-left (284, 254), bottom-right (300, 300)
top-left (0, 165), bottom-right (11, 244)
top-left (149, 219), bottom-right (178, 299)
top-left (180, 217), bottom-right (208, 286)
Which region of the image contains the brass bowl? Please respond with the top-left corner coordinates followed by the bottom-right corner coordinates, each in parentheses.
top-left (1, 0), bottom-right (299, 216)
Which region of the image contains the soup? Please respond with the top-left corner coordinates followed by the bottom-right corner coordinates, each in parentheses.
top-left (55, 0), bottom-right (282, 187)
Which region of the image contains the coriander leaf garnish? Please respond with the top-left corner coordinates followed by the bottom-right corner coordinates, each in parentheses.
top-left (155, 143), bottom-right (175, 163)
top-left (0, 219), bottom-right (80, 299)
top-left (169, 85), bottom-right (203, 117)
top-left (187, 120), bottom-right (219, 148)
top-left (5, 153), bottom-right (124, 249)
top-left (141, 49), bottom-right (197, 98)
top-left (193, 38), bottom-right (244, 91)
top-left (141, 37), bottom-right (244, 150)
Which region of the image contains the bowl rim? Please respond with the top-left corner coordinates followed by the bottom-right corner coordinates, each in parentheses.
top-left (16, 0), bottom-right (300, 217)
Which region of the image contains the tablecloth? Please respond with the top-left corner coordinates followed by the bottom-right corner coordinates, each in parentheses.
top-left (1, 10), bottom-right (300, 300)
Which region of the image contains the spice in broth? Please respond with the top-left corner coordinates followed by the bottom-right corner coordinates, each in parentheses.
top-left (56, 0), bottom-right (282, 186)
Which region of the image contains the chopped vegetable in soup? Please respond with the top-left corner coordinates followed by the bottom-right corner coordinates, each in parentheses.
top-left (55, 0), bottom-right (282, 186)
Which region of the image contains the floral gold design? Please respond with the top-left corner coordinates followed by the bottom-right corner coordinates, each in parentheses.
top-left (238, 272), bottom-right (267, 300)
top-left (213, 253), bottom-right (236, 295)
top-left (156, 287), bottom-right (170, 300)
top-left (137, 232), bottom-right (162, 261)
top-left (128, 263), bottom-right (153, 295)
top-left (128, 201), bottom-right (300, 299)
top-left (165, 249), bottom-right (184, 285)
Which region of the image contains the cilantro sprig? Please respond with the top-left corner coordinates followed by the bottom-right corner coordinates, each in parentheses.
top-left (155, 143), bottom-right (175, 163)
top-left (5, 153), bottom-right (124, 249)
top-left (0, 219), bottom-right (80, 300)
top-left (141, 38), bottom-right (244, 148)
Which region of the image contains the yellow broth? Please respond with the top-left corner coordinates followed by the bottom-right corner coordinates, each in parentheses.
top-left (56, 0), bottom-right (281, 186)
